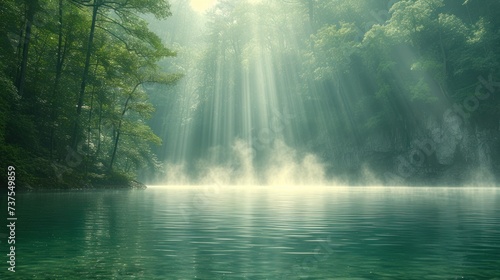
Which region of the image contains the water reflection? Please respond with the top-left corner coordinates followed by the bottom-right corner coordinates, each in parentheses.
top-left (1, 187), bottom-right (499, 279)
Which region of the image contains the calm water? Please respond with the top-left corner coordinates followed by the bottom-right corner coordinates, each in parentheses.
top-left (1, 186), bottom-right (499, 279)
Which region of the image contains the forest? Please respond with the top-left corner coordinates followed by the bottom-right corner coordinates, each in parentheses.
top-left (0, 0), bottom-right (180, 188)
top-left (1, 0), bottom-right (499, 189)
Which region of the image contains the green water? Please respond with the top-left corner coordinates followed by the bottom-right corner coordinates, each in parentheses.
top-left (1, 186), bottom-right (499, 279)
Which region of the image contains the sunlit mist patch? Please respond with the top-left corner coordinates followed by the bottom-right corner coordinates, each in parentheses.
top-left (161, 140), bottom-right (336, 186)
top-left (190, 0), bottom-right (217, 13)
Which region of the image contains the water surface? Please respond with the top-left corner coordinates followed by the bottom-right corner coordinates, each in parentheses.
top-left (1, 186), bottom-right (499, 279)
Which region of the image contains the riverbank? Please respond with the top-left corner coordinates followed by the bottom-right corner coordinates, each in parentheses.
top-left (15, 182), bottom-right (147, 192)
top-left (3, 167), bottom-right (147, 192)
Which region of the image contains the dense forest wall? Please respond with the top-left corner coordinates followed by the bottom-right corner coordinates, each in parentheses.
top-left (146, 0), bottom-right (500, 185)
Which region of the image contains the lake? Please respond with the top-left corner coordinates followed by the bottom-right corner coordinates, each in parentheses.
top-left (1, 186), bottom-right (499, 279)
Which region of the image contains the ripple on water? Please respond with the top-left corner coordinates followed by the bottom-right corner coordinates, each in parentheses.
top-left (2, 186), bottom-right (499, 279)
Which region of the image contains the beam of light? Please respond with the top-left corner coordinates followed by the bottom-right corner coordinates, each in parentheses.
top-left (156, 1), bottom-right (487, 187)
top-left (160, 0), bottom-right (334, 186)
top-left (190, 0), bottom-right (262, 13)
top-left (190, 0), bottom-right (217, 13)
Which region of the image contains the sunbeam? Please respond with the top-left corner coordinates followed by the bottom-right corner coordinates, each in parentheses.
top-left (143, 0), bottom-right (500, 186)
top-left (190, 0), bottom-right (217, 13)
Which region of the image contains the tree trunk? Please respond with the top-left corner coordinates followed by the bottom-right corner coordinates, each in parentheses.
top-left (108, 97), bottom-right (130, 170)
top-left (109, 83), bottom-right (141, 170)
top-left (16, 0), bottom-right (38, 97)
top-left (109, 128), bottom-right (121, 170)
top-left (95, 98), bottom-right (103, 159)
top-left (71, 0), bottom-right (99, 150)
top-left (49, 0), bottom-right (65, 159)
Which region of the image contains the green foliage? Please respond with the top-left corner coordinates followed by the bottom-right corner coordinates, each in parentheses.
top-left (273, 0), bottom-right (500, 152)
top-left (0, 67), bottom-right (16, 144)
top-left (387, 0), bottom-right (445, 41)
top-left (309, 22), bottom-right (361, 78)
top-left (408, 77), bottom-right (437, 103)
top-left (93, 170), bottom-right (131, 185)
top-left (0, 0), bottom-right (177, 188)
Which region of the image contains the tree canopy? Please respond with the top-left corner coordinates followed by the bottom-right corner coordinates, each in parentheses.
top-left (0, 0), bottom-right (178, 188)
